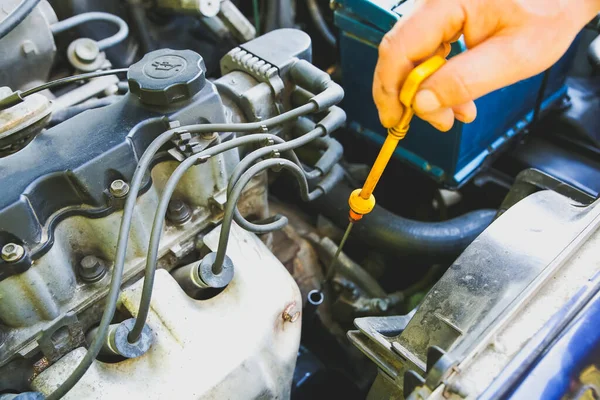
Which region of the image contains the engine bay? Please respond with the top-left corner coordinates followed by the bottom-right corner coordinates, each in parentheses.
top-left (0, 1), bottom-right (599, 399)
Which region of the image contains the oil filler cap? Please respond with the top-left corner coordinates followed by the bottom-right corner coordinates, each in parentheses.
top-left (128, 49), bottom-right (206, 106)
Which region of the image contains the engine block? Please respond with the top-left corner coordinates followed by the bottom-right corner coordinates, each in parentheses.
top-left (0, 29), bottom-right (316, 395)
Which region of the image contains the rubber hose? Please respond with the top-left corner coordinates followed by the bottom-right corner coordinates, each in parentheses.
top-left (314, 183), bottom-right (496, 262)
top-left (0, 0), bottom-right (40, 41)
top-left (307, 0), bottom-right (336, 47)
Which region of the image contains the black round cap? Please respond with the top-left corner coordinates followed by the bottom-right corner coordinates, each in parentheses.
top-left (127, 49), bottom-right (206, 106)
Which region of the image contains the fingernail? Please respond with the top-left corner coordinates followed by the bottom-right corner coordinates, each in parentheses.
top-left (414, 90), bottom-right (441, 113)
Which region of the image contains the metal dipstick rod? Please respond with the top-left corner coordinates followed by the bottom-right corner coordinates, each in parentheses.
top-left (325, 56), bottom-right (446, 281)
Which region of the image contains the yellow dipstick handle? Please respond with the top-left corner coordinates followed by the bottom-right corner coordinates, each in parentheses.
top-left (348, 55), bottom-right (446, 222)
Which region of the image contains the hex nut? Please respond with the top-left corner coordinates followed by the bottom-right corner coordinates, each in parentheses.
top-left (1, 243), bottom-right (25, 262)
top-left (110, 179), bottom-right (130, 198)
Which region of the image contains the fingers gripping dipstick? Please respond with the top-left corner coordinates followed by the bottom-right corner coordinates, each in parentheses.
top-left (325, 56), bottom-right (446, 282)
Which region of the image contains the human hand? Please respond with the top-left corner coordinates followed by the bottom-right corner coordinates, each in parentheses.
top-left (373, 0), bottom-right (600, 131)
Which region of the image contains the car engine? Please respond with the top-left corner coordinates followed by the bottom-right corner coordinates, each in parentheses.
top-left (0, 1), bottom-right (599, 399)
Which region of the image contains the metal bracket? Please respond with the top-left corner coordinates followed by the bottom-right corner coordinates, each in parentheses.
top-left (168, 129), bottom-right (218, 162)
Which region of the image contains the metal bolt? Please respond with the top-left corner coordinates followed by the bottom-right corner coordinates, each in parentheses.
top-left (282, 302), bottom-right (300, 323)
top-left (79, 255), bottom-right (107, 282)
top-left (110, 179), bottom-right (130, 198)
top-left (167, 199), bottom-right (192, 224)
top-left (1, 243), bottom-right (25, 262)
top-left (270, 150), bottom-right (281, 159)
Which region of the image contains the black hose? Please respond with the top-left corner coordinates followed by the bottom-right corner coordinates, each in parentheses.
top-left (0, 0), bottom-right (40, 40)
top-left (127, 0), bottom-right (154, 54)
top-left (47, 102), bottom-right (316, 400)
top-left (264, 0), bottom-right (295, 32)
top-left (307, 0), bottom-right (336, 47)
top-left (314, 183), bottom-right (496, 262)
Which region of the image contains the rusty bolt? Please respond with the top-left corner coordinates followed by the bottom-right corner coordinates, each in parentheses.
top-left (110, 179), bottom-right (130, 198)
top-left (79, 255), bottom-right (107, 283)
top-left (1, 243), bottom-right (25, 262)
top-left (282, 302), bottom-right (300, 323)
